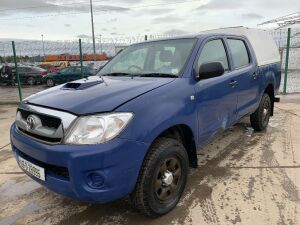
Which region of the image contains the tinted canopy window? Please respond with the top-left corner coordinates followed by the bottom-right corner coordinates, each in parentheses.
top-left (197, 39), bottom-right (229, 72)
top-left (227, 39), bottom-right (250, 69)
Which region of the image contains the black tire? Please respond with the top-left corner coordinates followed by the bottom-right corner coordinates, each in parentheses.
top-left (131, 137), bottom-right (189, 217)
top-left (250, 93), bottom-right (272, 131)
top-left (27, 77), bottom-right (36, 85)
top-left (46, 78), bottom-right (55, 87)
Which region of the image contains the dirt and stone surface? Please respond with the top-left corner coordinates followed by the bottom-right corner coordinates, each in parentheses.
top-left (0, 94), bottom-right (300, 225)
top-left (0, 85), bottom-right (46, 104)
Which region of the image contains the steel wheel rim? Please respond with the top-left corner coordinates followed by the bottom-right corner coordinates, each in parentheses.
top-left (154, 156), bottom-right (182, 201)
top-left (28, 78), bottom-right (34, 85)
top-left (47, 79), bottom-right (53, 86)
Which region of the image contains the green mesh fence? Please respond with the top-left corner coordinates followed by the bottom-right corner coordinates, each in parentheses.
top-left (269, 28), bottom-right (300, 93)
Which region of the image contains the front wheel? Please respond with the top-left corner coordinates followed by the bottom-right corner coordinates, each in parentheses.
top-left (250, 93), bottom-right (272, 131)
top-left (46, 78), bottom-right (55, 87)
top-left (131, 138), bottom-right (189, 217)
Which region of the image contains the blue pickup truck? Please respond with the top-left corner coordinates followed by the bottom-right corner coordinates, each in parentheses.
top-left (11, 27), bottom-right (281, 217)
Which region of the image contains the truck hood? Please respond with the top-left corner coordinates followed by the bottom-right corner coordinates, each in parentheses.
top-left (25, 76), bottom-right (175, 115)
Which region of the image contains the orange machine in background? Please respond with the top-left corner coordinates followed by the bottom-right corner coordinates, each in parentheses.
top-left (45, 54), bottom-right (108, 62)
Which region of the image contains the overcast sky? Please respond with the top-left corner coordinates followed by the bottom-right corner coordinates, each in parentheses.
top-left (0, 0), bottom-right (299, 40)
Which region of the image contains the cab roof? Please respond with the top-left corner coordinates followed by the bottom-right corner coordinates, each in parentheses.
top-left (143, 27), bottom-right (280, 66)
top-left (201, 27), bottom-right (280, 66)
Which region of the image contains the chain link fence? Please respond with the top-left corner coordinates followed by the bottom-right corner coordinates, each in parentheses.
top-left (0, 34), bottom-right (175, 103)
top-left (269, 28), bottom-right (300, 93)
top-left (0, 30), bottom-right (299, 103)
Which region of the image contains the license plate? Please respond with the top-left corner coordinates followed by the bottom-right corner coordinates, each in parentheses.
top-left (17, 156), bottom-right (45, 181)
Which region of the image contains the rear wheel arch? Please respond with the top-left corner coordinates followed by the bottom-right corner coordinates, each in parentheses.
top-left (264, 84), bottom-right (275, 116)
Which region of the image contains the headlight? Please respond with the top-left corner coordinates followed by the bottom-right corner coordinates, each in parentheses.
top-left (64, 112), bottom-right (133, 144)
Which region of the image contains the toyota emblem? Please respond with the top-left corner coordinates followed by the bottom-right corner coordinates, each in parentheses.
top-left (26, 115), bottom-right (36, 131)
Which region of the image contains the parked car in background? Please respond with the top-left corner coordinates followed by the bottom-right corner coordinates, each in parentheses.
top-left (39, 64), bottom-right (59, 73)
top-left (0, 65), bottom-right (46, 85)
top-left (16, 66), bottom-right (47, 85)
top-left (43, 66), bottom-right (95, 87)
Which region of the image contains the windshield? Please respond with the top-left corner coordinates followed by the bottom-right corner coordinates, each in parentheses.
top-left (33, 67), bottom-right (46, 71)
top-left (98, 38), bottom-right (196, 77)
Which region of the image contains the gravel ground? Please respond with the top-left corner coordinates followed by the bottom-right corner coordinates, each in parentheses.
top-left (0, 85), bottom-right (46, 104)
top-left (0, 94), bottom-right (300, 225)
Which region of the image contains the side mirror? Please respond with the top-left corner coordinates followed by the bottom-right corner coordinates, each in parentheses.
top-left (198, 62), bottom-right (224, 80)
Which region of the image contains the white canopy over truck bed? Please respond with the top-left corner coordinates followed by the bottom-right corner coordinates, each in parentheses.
top-left (203, 27), bottom-right (280, 66)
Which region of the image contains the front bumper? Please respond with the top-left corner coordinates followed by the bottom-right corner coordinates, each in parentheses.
top-left (10, 123), bottom-right (149, 203)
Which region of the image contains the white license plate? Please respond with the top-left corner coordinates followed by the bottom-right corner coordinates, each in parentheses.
top-left (18, 156), bottom-right (45, 181)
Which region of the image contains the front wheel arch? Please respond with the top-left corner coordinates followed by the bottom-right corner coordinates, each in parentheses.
top-left (150, 124), bottom-right (198, 168)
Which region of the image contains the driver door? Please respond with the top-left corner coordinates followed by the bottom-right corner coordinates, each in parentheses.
top-left (194, 38), bottom-right (239, 145)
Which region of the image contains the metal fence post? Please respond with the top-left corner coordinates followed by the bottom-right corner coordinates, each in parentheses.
top-left (79, 39), bottom-right (84, 79)
top-left (145, 35), bottom-right (148, 41)
top-left (283, 28), bottom-right (291, 94)
top-left (12, 41), bottom-right (22, 101)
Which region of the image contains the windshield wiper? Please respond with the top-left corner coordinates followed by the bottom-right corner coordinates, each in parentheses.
top-left (100, 72), bottom-right (178, 78)
top-left (101, 72), bottom-right (132, 77)
top-left (139, 73), bottom-right (178, 78)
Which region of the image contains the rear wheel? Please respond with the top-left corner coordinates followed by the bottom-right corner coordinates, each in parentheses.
top-left (131, 138), bottom-right (189, 217)
top-left (46, 78), bottom-right (55, 87)
top-left (27, 77), bottom-right (36, 85)
top-left (250, 93), bottom-right (272, 131)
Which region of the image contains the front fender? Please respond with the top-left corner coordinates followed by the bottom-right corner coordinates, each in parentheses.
top-left (116, 79), bottom-right (198, 145)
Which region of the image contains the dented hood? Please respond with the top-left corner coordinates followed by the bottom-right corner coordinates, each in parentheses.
top-left (25, 76), bottom-right (175, 115)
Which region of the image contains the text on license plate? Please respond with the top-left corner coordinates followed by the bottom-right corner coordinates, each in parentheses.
top-left (18, 156), bottom-right (45, 181)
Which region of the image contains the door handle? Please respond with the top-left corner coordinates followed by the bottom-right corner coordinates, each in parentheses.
top-left (229, 80), bottom-right (238, 87)
top-left (252, 72), bottom-right (258, 79)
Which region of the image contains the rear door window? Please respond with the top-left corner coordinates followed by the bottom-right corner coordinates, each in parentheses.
top-left (227, 39), bottom-right (250, 69)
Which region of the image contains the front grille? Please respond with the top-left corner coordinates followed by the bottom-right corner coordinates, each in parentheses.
top-left (17, 149), bottom-right (69, 180)
top-left (18, 108), bottom-right (61, 129)
top-left (18, 127), bottom-right (62, 143)
top-left (16, 107), bottom-right (64, 144)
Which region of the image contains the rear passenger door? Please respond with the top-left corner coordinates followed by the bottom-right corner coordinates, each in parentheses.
top-left (225, 38), bottom-right (259, 118)
top-left (194, 38), bottom-right (239, 144)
